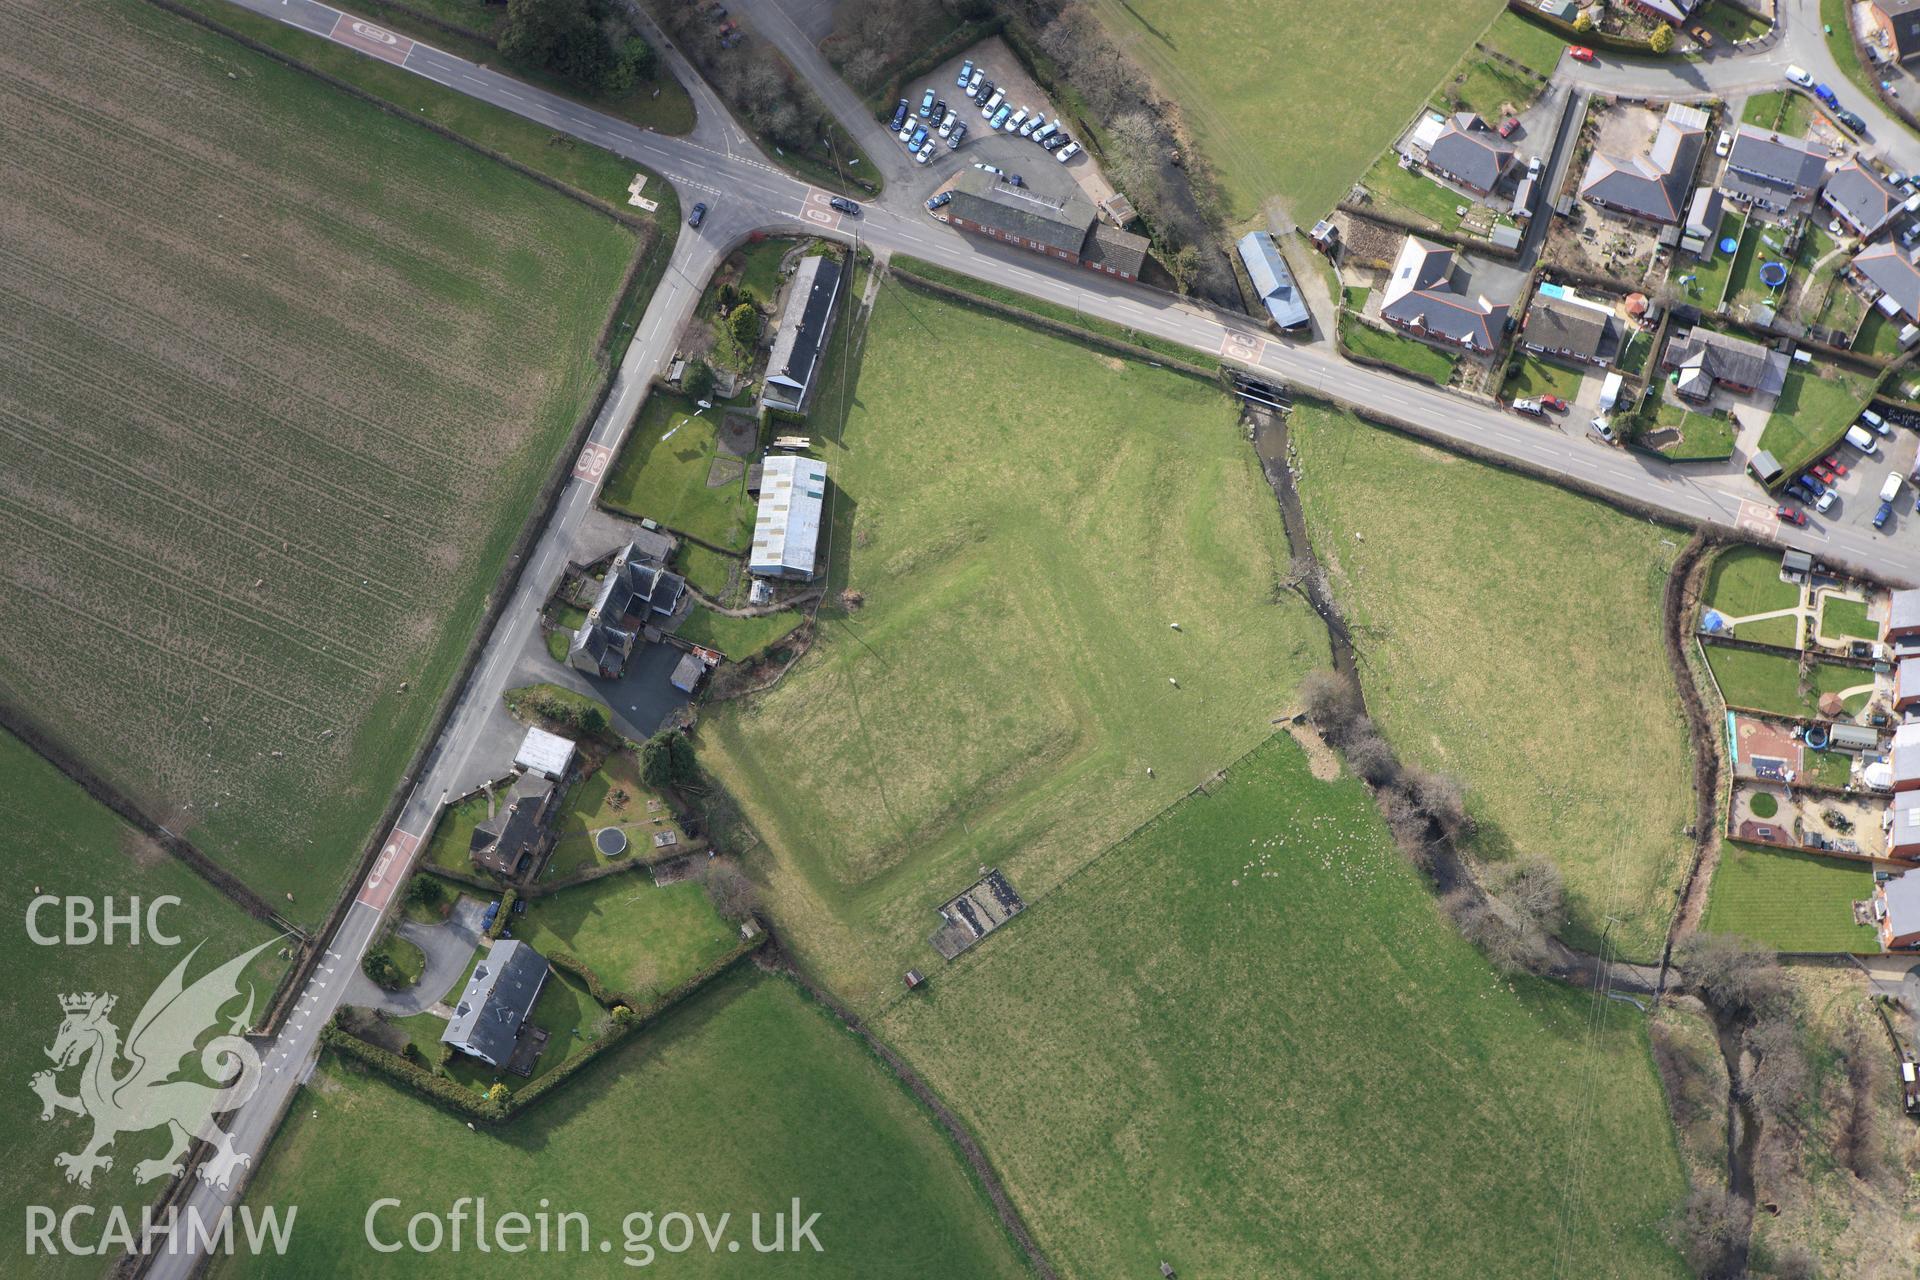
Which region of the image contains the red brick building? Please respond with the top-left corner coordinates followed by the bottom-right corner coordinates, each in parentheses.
top-left (936, 169), bottom-right (1149, 283)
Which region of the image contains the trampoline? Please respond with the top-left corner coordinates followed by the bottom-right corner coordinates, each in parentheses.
top-left (1759, 261), bottom-right (1788, 289)
top-left (1804, 725), bottom-right (1830, 750)
top-left (1718, 236), bottom-right (1739, 254)
top-left (595, 827), bottom-right (629, 857)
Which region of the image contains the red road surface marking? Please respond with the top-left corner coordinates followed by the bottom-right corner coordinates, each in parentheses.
top-left (329, 14), bottom-right (414, 65)
top-left (1736, 499), bottom-right (1779, 540)
top-left (1219, 329), bottom-right (1265, 364)
top-left (801, 189), bottom-right (843, 231)
top-left (356, 828), bottom-right (420, 911)
top-left (574, 441), bottom-right (614, 482)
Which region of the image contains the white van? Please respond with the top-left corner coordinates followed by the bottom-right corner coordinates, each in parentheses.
top-left (1883, 471), bottom-right (1905, 504)
top-left (1786, 65), bottom-right (1812, 88)
top-left (1847, 424), bottom-right (1880, 453)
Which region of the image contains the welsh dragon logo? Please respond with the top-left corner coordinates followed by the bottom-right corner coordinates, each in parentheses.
top-left (31, 939), bottom-right (277, 1191)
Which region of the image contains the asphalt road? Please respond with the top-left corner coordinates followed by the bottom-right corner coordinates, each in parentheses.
top-left (142, 3), bottom-right (1920, 1272)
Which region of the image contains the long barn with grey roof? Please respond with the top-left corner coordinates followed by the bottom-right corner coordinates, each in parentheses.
top-left (761, 254), bottom-right (842, 415)
top-left (1236, 232), bottom-right (1312, 330)
top-left (939, 169), bottom-right (1149, 283)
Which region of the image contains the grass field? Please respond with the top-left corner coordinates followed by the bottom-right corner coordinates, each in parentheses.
top-left (1506, 354), bottom-right (1588, 401)
top-left (600, 393), bottom-right (757, 549)
top-left (676, 607), bottom-right (806, 661)
top-left (1704, 647), bottom-right (1870, 717)
top-left (1342, 317), bottom-right (1460, 384)
top-left (513, 875), bottom-right (737, 999)
top-left (1702, 843), bottom-right (1880, 952)
top-left (1704, 546), bottom-right (1801, 617)
top-left (1290, 404), bottom-right (1692, 957)
top-left (1820, 595), bottom-right (1878, 641)
top-left (1758, 362), bottom-right (1876, 475)
top-left (879, 735), bottom-right (1689, 1278)
top-left (699, 283), bottom-right (1323, 1008)
top-left (220, 970), bottom-right (1027, 1278)
top-left (0, 731), bottom-right (283, 1279)
top-left (1084, 0), bottom-right (1504, 222)
top-left (0, 0), bottom-right (639, 923)
top-left (1480, 10), bottom-right (1573, 74)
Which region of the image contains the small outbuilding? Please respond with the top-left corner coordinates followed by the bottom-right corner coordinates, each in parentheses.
top-left (515, 725), bottom-right (577, 780)
top-left (1781, 549), bottom-right (1814, 579)
top-left (1236, 232), bottom-right (1312, 331)
top-left (1747, 449), bottom-right (1784, 486)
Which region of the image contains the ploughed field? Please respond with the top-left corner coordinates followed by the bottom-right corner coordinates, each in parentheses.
top-left (0, 0), bottom-right (638, 920)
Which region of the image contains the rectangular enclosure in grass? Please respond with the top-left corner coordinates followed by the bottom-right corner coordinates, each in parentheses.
top-left (1702, 842), bottom-right (1880, 953)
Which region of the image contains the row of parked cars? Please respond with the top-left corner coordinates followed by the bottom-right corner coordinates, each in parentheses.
top-left (1776, 410), bottom-right (1904, 528)
top-left (889, 89), bottom-right (968, 164)
top-left (889, 60), bottom-right (1083, 169)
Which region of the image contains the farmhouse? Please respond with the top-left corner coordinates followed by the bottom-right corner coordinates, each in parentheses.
top-left (514, 725), bottom-right (576, 781)
top-left (1421, 112), bottom-right (1515, 195)
top-left (568, 543), bottom-right (688, 679)
top-left (1850, 241), bottom-right (1920, 322)
top-left (1378, 235), bottom-right (1507, 354)
top-left (1522, 287), bottom-right (1622, 366)
top-left (941, 169), bottom-right (1149, 283)
top-left (750, 454), bottom-right (826, 581)
top-left (469, 772), bottom-right (560, 879)
top-left (1236, 232), bottom-right (1312, 330)
top-left (1866, 0), bottom-right (1920, 62)
top-left (1662, 325), bottom-right (1787, 400)
top-left (760, 254), bottom-right (842, 415)
top-left (1823, 156), bottom-right (1906, 240)
top-left (1580, 103), bottom-right (1708, 225)
top-left (441, 939), bottom-right (550, 1068)
top-left (1721, 126), bottom-right (1827, 213)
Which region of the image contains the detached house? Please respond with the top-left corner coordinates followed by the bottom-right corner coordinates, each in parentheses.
top-left (1824, 156), bottom-right (1907, 239)
top-left (1722, 126), bottom-right (1827, 214)
top-left (1378, 236), bottom-right (1508, 355)
top-left (1850, 240), bottom-right (1920, 322)
top-left (1877, 872), bottom-right (1920, 949)
top-left (1579, 103), bottom-right (1709, 225)
top-left (1662, 326), bottom-right (1787, 401)
top-left (441, 940), bottom-right (550, 1068)
top-left (470, 773), bottom-right (561, 879)
top-left (1422, 113), bottom-right (1515, 196)
top-left (567, 543), bottom-right (687, 679)
top-left (1522, 288), bottom-right (1623, 367)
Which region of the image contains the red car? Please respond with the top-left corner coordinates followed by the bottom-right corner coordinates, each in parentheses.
top-left (1568, 45), bottom-right (1595, 63)
top-left (1540, 395), bottom-right (1569, 413)
top-left (1824, 453), bottom-right (1849, 476)
top-left (1498, 115), bottom-right (1520, 138)
top-left (1775, 505), bottom-right (1808, 527)
top-left (1810, 462), bottom-right (1836, 484)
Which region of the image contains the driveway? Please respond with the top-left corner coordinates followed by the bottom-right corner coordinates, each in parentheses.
top-left (341, 895), bottom-right (487, 1016)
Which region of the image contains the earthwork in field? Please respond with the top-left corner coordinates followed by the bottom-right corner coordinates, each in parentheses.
top-left (0, 0), bottom-right (645, 921)
top-left (698, 281), bottom-right (1325, 1008)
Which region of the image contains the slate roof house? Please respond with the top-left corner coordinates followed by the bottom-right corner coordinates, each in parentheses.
top-left (1236, 232), bottom-right (1312, 330)
top-left (1522, 289), bottom-right (1623, 366)
top-left (1850, 240), bottom-right (1920, 322)
top-left (567, 543), bottom-right (686, 679)
top-left (470, 772), bottom-right (561, 880)
top-left (1867, 0), bottom-right (1920, 62)
top-left (442, 940), bottom-right (550, 1068)
top-left (1421, 113), bottom-right (1515, 195)
top-left (1823, 156), bottom-right (1906, 239)
top-left (1580, 103), bottom-right (1708, 224)
top-left (1888, 587), bottom-right (1920, 645)
top-left (941, 169), bottom-right (1149, 282)
top-left (1662, 326), bottom-right (1788, 400)
top-left (760, 254), bottom-right (842, 415)
top-left (1378, 236), bottom-right (1507, 354)
top-left (1629, 0), bottom-right (1700, 21)
top-left (1721, 126), bottom-right (1827, 213)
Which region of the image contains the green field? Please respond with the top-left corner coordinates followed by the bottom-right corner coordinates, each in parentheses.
top-left (0, 731), bottom-right (283, 1278)
top-left (600, 394), bottom-right (757, 549)
top-left (676, 607), bottom-right (806, 661)
top-left (1480, 10), bottom-right (1573, 74)
top-left (1820, 595), bottom-right (1878, 641)
top-left (879, 736), bottom-right (1688, 1278)
top-left (1704, 546), bottom-right (1801, 618)
top-left (1702, 843), bottom-right (1880, 952)
top-left (1758, 363), bottom-right (1876, 475)
top-left (700, 283), bottom-right (1323, 1008)
top-left (0, 0), bottom-right (640, 923)
top-left (221, 971), bottom-right (1027, 1278)
top-left (1290, 404), bottom-right (1691, 957)
top-left (1506, 354), bottom-right (1587, 401)
top-left (513, 875), bottom-right (737, 999)
top-left (1086, 0), bottom-right (1505, 222)
top-left (1343, 317), bottom-right (1460, 384)
top-left (1704, 647), bottom-right (1870, 717)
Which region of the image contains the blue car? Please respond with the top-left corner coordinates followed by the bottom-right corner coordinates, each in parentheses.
top-left (889, 99), bottom-right (908, 132)
top-left (927, 191), bottom-right (952, 212)
top-left (989, 103), bottom-right (1013, 130)
top-left (907, 125), bottom-right (929, 151)
top-left (1876, 499), bottom-right (1895, 529)
top-left (919, 89), bottom-right (936, 117)
top-left (1786, 480), bottom-right (1816, 504)
top-left (957, 59), bottom-right (974, 88)
top-left (1799, 472), bottom-right (1827, 497)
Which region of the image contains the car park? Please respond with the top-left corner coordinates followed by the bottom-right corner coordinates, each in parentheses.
top-left (1006, 107), bottom-right (1029, 133)
top-left (1020, 113), bottom-right (1044, 138)
top-left (957, 59), bottom-right (974, 87)
top-left (1568, 45), bottom-right (1595, 63)
top-left (828, 196), bottom-right (860, 215)
top-left (990, 104), bottom-right (1014, 130)
top-left (939, 110), bottom-right (958, 138)
top-left (907, 125), bottom-right (929, 150)
top-left (1057, 141), bottom-right (1081, 162)
top-left (947, 123), bottom-right (968, 149)
top-left (966, 71), bottom-right (984, 98)
top-left (916, 141), bottom-right (936, 164)
top-left (1775, 505), bottom-right (1808, 527)
top-left (688, 202), bottom-right (707, 228)
top-left (1540, 395), bottom-right (1569, 413)
top-left (926, 190), bottom-right (952, 212)
top-left (920, 89), bottom-right (936, 117)
top-left (890, 99), bottom-right (909, 132)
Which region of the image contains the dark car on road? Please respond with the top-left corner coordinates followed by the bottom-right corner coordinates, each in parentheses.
top-left (828, 196), bottom-right (860, 215)
top-left (1838, 108), bottom-right (1868, 134)
top-left (687, 202), bottom-right (707, 228)
top-left (926, 190), bottom-right (952, 212)
top-left (890, 99), bottom-right (909, 132)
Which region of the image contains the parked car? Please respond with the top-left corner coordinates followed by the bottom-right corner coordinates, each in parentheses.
top-left (1527, 154), bottom-right (1542, 180)
top-left (974, 162), bottom-right (1002, 175)
top-left (1823, 453), bottom-right (1848, 476)
top-left (981, 89), bottom-right (1005, 116)
top-left (990, 104), bottom-right (1014, 130)
top-left (920, 89), bottom-right (936, 117)
top-left (1863, 408), bottom-right (1891, 435)
top-left (1800, 472), bottom-right (1827, 497)
top-left (975, 79), bottom-right (995, 105)
top-left (1877, 498), bottom-right (1896, 529)
top-left (932, 98), bottom-right (947, 122)
top-left (1838, 108), bottom-right (1868, 134)
top-left (890, 99), bottom-right (909, 132)
top-left (1787, 480), bottom-right (1817, 504)
top-left (1847, 424), bottom-right (1880, 453)
top-left (1057, 141), bottom-right (1082, 162)
top-left (1568, 45), bottom-right (1595, 63)
top-left (1854, 640), bottom-right (1876, 659)
top-left (947, 123), bottom-right (969, 149)
top-left (957, 59), bottom-right (974, 88)
top-left (1512, 397), bottom-right (1545, 416)
top-left (1815, 82), bottom-right (1839, 108)
top-left (828, 196), bottom-right (860, 215)
top-left (687, 201), bottom-right (706, 228)
top-left (1883, 470), bottom-right (1905, 504)
top-left (1042, 133), bottom-right (1068, 152)
top-left (927, 190), bottom-right (953, 212)
top-left (907, 125), bottom-right (929, 150)
top-left (967, 70), bottom-right (984, 98)
top-left (1687, 24), bottom-right (1714, 47)
top-left (1775, 505), bottom-right (1808, 527)
top-left (898, 120), bottom-right (916, 143)
top-left (1540, 394), bottom-right (1569, 413)
top-left (1020, 112), bottom-right (1045, 138)
top-left (1816, 489), bottom-right (1837, 513)
top-left (939, 110), bottom-right (958, 138)
top-left (1005, 107), bottom-right (1029, 133)
top-left (1032, 121), bottom-right (1059, 145)
top-left (1810, 462), bottom-right (1836, 484)
top-left (916, 141), bottom-right (936, 164)
top-left (1588, 416), bottom-right (1615, 444)
top-left (1498, 115), bottom-right (1519, 138)
top-left (1786, 64), bottom-right (1812, 88)
top-left (1715, 131), bottom-right (1732, 158)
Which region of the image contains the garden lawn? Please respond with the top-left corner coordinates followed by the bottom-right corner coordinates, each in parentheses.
top-left (599, 393), bottom-right (756, 549)
top-left (879, 735), bottom-right (1688, 1279)
top-left (1758, 362), bottom-right (1875, 476)
top-left (1084, 0), bottom-right (1504, 221)
top-left (677, 606), bottom-right (805, 661)
top-left (1854, 306), bottom-right (1910, 358)
top-left (547, 749), bottom-right (683, 875)
top-left (513, 875), bottom-right (736, 1000)
top-left (220, 970), bottom-right (1028, 1278)
top-left (1675, 212), bottom-right (1743, 308)
top-left (0, 731), bottom-right (282, 1279)
top-left (1647, 402), bottom-right (1738, 460)
top-left (1506, 354), bottom-right (1587, 401)
top-left (422, 782), bottom-right (513, 874)
top-left (1343, 318), bottom-right (1459, 384)
top-left (675, 543), bottom-right (741, 600)
top-left (1702, 843), bottom-right (1879, 952)
top-left (1480, 10), bottom-right (1571, 74)
top-left (1361, 149), bottom-right (1477, 231)
top-left (1727, 220), bottom-right (1794, 309)
top-left (1820, 595), bottom-right (1877, 641)
top-left (1704, 546), bottom-right (1802, 617)
top-left (699, 282), bottom-right (1323, 1009)
top-left (1290, 403), bottom-right (1692, 957)
top-left (1742, 90), bottom-right (1791, 128)
top-left (0, 0), bottom-right (640, 922)
top-left (1704, 648), bottom-right (1864, 717)
top-left (1697, 2), bottom-right (1771, 43)
top-left (1735, 614), bottom-right (1801, 647)
top-left (1435, 54), bottom-right (1540, 118)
